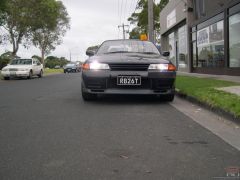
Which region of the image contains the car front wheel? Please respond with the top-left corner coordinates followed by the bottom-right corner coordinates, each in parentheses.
top-left (38, 70), bottom-right (43, 78)
top-left (81, 85), bottom-right (97, 101)
top-left (162, 94), bottom-right (175, 102)
top-left (28, 70), bottom-right (33, 79)
top-left (4, 77), bottom-right (10, 80)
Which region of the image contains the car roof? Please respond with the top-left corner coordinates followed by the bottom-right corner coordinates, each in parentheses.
top-left (102, 39), bottom-right (150, 43)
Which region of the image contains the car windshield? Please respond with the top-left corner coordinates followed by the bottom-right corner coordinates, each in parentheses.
top-left (66, 64), bottom-right (76, 67)
top-left (10, 59), bottom-right (32, 65)
top-left (96, 40), bottom-right (160, 55)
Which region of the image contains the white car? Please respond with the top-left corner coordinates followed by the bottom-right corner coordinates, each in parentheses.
top-left (1, 58), bottom-right (43, 80)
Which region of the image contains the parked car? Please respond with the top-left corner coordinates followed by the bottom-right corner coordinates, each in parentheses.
top-left (81, 39), bottom-right (176, 101)
top-left (1, 58), bottom-right (43, 80)
top-left (54, 65), bottom-right (61, 69)
top-left (63, 63), bottom-right (80, 73)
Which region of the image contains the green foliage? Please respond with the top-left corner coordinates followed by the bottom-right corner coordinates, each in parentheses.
top-left (32, 55), bottom-right (42, 62)
top-left (0, 0), bottom-right (70, 58)
top-left (176, 76), bottom-right (240, 118)
top-left (31, 0), bottom-right (70, 64)
top-left (86, 45), bottom-right (99, 52)
top-left (0, 0), bottom-right (6, 25)
top-left (129, 27), bottom-right (141, 39)
top-left (44, 68), bottom-right (63, 74)
top-left (128, 0), bottom-right (169, 42)
top-left (0, 51), bottom-right (16, 69)
top-left (45, 56), bottom-right (69, 69)
top-left (1, 0), bottom-right (34, 55)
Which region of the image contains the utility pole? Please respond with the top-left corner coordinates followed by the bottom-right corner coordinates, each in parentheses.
top-left (148, 0), bottom-right (154, 43)
top-left (118, 23), bottom-right (129, 39)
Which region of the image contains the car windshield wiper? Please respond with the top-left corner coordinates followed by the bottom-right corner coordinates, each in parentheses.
top-left (139, 52), bottom-right (159, 55)
top-left (104, 51), bottom-right (129, 54)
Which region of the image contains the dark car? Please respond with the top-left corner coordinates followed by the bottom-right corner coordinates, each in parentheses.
top-left (81, 39), bottom-right (176, 101)
top-left (63, 63), bottom-right (80, 73)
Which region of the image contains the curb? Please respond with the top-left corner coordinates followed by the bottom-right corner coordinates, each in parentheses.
top-left (175, 89), bottom-right (240, 124)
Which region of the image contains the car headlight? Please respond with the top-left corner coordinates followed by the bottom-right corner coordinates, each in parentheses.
top-left (1, 68), bottom-right (8, 71)
top-left (148, 63), bottom-right (176, 71)
top-left (82, 62), bottom-right (110, 70)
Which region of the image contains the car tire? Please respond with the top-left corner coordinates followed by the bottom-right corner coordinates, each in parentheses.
top-left (162, 94), bottom-right (175, 102)
top-left (38, 70), bottom-right (43, 78)
top-left (81, 86), bottom-right (97, 101)
top-left (4, 77), bottom-right (10, 80)
top-left (28, 70), bottom-right (33, 79)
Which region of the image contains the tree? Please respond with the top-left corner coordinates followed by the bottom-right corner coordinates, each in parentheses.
top-left (31, 0), bottom-right (70, 66)
top-left (128, 27), bottom-right (141, 39)
top-left (0, 51), bottom-right (16, 69)
top-left (0, 0), bottom-right (6, 26)
top-left (128, 0), bottom-right (169, 42)
top-left (32, 55), bottom-right (42, 62)
top-left (0, 0), bottom-right (33, 55)
top-left (45, 55), bottom-right (69, 68)
top-left (86, 45), bottom-right (99, 53)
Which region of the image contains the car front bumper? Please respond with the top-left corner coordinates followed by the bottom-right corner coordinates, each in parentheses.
top-left (81, 70), bottom-right (176, 95)
top-left (1, 71), bottom-right (29, 77)
top-left (64, 68), bottom-right (77, 72)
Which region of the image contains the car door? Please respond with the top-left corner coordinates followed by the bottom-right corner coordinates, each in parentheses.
top-left (36, 60), bottom-right (42, 74)
top-left (32, 60), bottom-right (39, 75)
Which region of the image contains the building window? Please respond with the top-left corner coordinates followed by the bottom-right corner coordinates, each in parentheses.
top-left (229, 12), bottom-right (240, 67)
top-left (197, 20), bottom-right (224, 67)
top-left (178, 25), bottom-right (188, 69)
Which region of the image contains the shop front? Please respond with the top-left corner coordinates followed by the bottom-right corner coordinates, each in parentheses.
top-left (191, 2), bottom-right (240, 75)
top-left (160, 0), bottom-right (240, 76)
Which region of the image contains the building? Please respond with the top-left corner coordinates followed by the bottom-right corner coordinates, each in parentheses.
top-left (160, 0), bottom-right (240, 76)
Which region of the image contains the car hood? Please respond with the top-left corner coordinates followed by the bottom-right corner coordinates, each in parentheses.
top-left (87, 53), bottom-right (170, 64)
top-left (4, 65), bottom-right (32, 69)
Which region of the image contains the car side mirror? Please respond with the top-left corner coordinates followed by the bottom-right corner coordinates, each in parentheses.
top-left (162, 51), bottom-right (170, 57)
top-left (86, 50), bottom-right (95, 57)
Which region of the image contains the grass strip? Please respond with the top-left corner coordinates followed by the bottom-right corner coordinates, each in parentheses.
top-left (176, 76), bottom-right (240, 118)
top-left (44, 68), bottom-right (63, 74)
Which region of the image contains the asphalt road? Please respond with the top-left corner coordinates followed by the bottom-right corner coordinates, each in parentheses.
top-left (0, 74), bottom-right (240, 180)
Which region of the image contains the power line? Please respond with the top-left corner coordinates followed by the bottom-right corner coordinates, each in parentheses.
top-left (119, 0), bottom-right (124, 24)
top-left (123, 0), bottom-right (128, 23)
top-left (128, 0), bottom-right (135, 17)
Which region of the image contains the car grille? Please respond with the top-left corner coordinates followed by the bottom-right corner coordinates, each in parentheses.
top-left (109, 64), bottom-right (149, 71)
top-left (9, 68), bottom-right (18, 71)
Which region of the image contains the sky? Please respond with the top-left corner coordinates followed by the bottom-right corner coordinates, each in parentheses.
top-left (0, 0), bottom-right (161, 62)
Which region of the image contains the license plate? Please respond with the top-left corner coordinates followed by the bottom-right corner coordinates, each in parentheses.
top-left (117, 76), bottom-right (141, 85)
top-left (10, 72), bottom-right (16, 75)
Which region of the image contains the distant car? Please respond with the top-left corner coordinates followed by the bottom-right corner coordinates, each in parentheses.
top-left (1, 58), bottom-right (43, 80)
top-left (81, 39), bottom-right (176, 101)
top-left (54, 65), bottom-right (61, 69)
top-left (63, 63), bottom-right (80, 73)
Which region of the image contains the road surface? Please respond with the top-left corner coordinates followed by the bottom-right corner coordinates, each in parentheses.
top-left (0, 74), bottom-right (239, 180)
